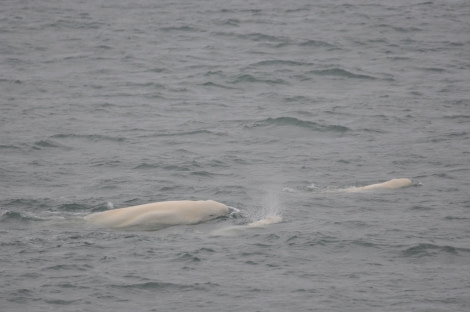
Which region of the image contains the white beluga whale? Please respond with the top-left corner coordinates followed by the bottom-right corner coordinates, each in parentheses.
top-left (344, 178), bottom-right (413, 193)
top-left (84, 200), bottom-right (230, 230)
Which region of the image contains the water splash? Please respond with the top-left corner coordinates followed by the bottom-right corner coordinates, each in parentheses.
top-left (210, 188), bottom-right (283, 236)
top-left (227, 206), bottom-right (241, 217)
top-left (246, 188), bottom-right (283, 224)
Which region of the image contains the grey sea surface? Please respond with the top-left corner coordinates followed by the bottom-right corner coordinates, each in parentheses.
top-left (1, 0), bottom-right (470, 311)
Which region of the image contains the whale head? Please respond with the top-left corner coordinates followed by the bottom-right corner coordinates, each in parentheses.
top-left (182, 200), bottom-right (230, 223)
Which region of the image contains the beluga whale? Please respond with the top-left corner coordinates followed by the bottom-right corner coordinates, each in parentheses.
top-left (84, 200), bottom-right (230, 230)
top-left (344, 178), bottom-right (413, 193)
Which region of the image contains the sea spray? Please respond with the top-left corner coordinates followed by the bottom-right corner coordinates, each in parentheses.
top-left (245, 187), bottom-right (283, 223)
top-left (210, 187), bottom-right (284, 236)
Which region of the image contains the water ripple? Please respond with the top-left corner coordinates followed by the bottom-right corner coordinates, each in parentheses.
top-left (402, 243), bottom-right (470, 257)
top-left (249, 117), bottom-right (350, 133)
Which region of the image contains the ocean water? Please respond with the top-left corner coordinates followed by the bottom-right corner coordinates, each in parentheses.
top-left (1, 0), bottom-right (469, 311)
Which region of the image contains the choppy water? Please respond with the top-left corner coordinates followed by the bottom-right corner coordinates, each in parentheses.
top-left (1, 0), bottom-right (470, 311)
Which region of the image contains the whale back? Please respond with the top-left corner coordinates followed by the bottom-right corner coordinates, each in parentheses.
top-left (345, 178), bottom-right (412, 192)
top-left (84, 200), bottom-right (229, 229)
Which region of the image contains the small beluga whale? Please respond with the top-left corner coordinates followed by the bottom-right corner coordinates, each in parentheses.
top-left (344, 178), bottom-right (413, 193)
top-left (84, 200), bottom-right (230, 230)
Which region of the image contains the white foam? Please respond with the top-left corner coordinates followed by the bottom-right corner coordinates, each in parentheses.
top-left (211, 189), bottom-right (283, 236)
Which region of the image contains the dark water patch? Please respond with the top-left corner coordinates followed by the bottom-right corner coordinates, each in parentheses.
top-left (245, 260), bottom-right (258, 265)
top-left (249, 59), bottom-right (312, 67)
top-left (87, 206), bottom-right (113, 214)
top-left (444, 216), bottom-right (470, 221)
top-left (239, 32), bottom-right (287, 43)
top-left (0, 210), bottom-right (43, 224)
top-left (265, 233), bottom-right (281, 242)
top-left (231, 74), bottom-right (288, 85)
top-left (6, 288), bottom-right (35, 304)
top-left (155, 129), bottom-right (223, 137)
top-left (45, 18), bottom-right (104, 31)
top-left (293, 288), bottom-right (317, 294)
top-left (427, 131), bottom-right (469, 143)
top-left (94, 177), bottom-right (130, 192)
top-left (158, 182), bottom-right (181, 194)
top-left (32, 139), bottom-right (71, 151)
top-left (197, 247), bottom-right (216, 253)
top-left (1, 198), bottom-right (53, 211)
top-left (0, 238), bottom-right (28, 247)
top-left (175, 252), bottom-right (201, 262)
top-left (249, 117), bottom-right (350, 133)
top-left (442, 115), bottom-right (470, 124)
top-left (63, 201), bottom-right (111, 214)
top-left (146, 67), bottom-right (168, 73)
top-left (214, 18), bottom-right (240, 26)
top-left (133, 162), bottom-right (160, 170)
top-left (309, 68), bottom-right (377, 80)
top-left (112, 280), bottom-right (214, 292)
top-left (409, 205), bottom-right (433, 211)
top-left (452, 99), bottom-right (470, 107)
top-left (214, 185), bottom-right (248, 198)
top-left (402, 243), bottom-right (470, 257)
top-left (90, 159), bottom-right (121, 168)
top-left (202, 81), bottom-right (238, 89)
top-left (350, 239), bottom-right (378, 248)
top-left (191, 170), bottom-right (213, 177)
top-left (45, 263), bottom-right (93, 271)
top-left (283, 96), bottom-right (316, 104)
top-left (333, 220), bottom-right (370, 228)
top-left (160, 25), bottom-right (201, 32)
top-left (299, 39), bottom-right (338, 49)
top-left (357, 127), bottom-right (387, 134)
top-left (285, 234), bottom-right (301, 245)
top-left (0, 144), bottom-right (22, 151)
top-left (124, 81), bottom-right (166, 89)
top-left (204, 70), bottom-right (224, 77)
top-left (51, 133), bottom-right (126, 143)
top-left (286, 232), bottom-right (339, 247)
top-left (57, 203), bottom-right (88, 212)
top-left (378, 24), bottom-right (423, 33)
top-left (161, 164), bottom-right (192, 172)
top-left (420, 67), bottom-right (446, 73)
top-left (0, 78), bottom-right (22, 84)
top-left (231, 74), bottom-right (257, 83)
top-left (44, 298), bottom-right (81, 305)
top-left (387, 55), bottom-right (412, 62)
top-left (213, 31), bottom-right (290, 47)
